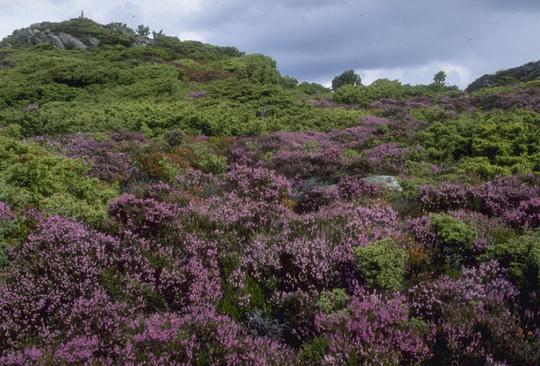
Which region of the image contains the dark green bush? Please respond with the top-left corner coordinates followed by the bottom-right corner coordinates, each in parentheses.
top-left (431, 213), bottom-right (477, 265)
top-left (354, 239), bottom-right (407, 291)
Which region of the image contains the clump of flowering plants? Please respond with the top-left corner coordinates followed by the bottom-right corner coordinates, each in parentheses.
top-left (1, 90), bottom-right (540, 364)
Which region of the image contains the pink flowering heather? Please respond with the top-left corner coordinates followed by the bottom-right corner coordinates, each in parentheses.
top-left (478, 176), bottom-right (540, 216)
top-left (505, 197), bottom-right (540, 228)
top-left (108, 193), bottom-right (183, 238)
top-left (419, 176), bottom-right (540, 215)
top-left (243, 233), bottom-right (342, 292)
top-left (303, 203), bottom-right (400, 253)
top-left (0, 215), bottom-right (117, 350)
top-left (37, 133), bottom-right (138, 182)
top-left (418, 181), bottom-right (476, 211)
top-left (362, 115), bottom-right (397, 126)
top-left (3, 308), bottom-right (293, 365)
top-left (364, 142), bottom-right (408, 172)
top-left (120, 309), bottom-right (293, 365)
top-left (337, 175), bottom-right (381, 199)
top-left (295, 182), bottom-right (340, 213)
top-left (409, 262), bottom-right (535, 364)
top-left (226, 164), bottom-right (292, 203)
top-left (315, 291), bottom-right (430, 365)
top-left (188, 90), bottom-right (207, 99)
top-left (0, 202), bottom-right (14, 222)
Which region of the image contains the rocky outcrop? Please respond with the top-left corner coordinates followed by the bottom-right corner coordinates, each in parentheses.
top-left (0, 19), bottom-right (152, 50)
top-left (466, 61), bottom-right (540, 92)
top-left (4, 26), bottom-right (94, 50)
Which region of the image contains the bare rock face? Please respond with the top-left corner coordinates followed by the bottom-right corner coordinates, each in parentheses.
top-left (57, 32), bottom-right (88, 50)
top-left (5, 26), bottom-right (88, 50)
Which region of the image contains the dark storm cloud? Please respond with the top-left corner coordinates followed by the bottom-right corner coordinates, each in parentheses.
top-left (2, 0), bottom-right (540, 87)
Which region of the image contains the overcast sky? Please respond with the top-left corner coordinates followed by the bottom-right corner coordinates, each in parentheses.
top-left (1, 0), bottom-right (539, 88)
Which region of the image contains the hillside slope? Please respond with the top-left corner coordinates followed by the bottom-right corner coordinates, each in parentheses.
top-left (0, 18), bottom-right (539, 365)
top-left (466, 60), bottom-right (540, 92)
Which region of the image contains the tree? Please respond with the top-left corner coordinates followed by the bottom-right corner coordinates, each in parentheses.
top-left (433, 71), bottom-right (447, 86)
top-left (136, 24), bottom-right (150, 37)
top-left (331, 69), bottom-right (361, 91)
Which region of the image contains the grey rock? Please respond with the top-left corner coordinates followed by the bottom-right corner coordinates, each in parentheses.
top-left (131, 35), bottom-right (153, 47)
top-left (85, 37), bottom-right (101, 48)
top-left (362, 175), bottom-right (402, 192)
top-left (57, 32), bottom-right (87, 49)
top-left (3, 26), bottom-right (88, 50)
top-left (24, 103), bottom-right (39, 112)
top-left (45, 33), bottom-right (65, 49)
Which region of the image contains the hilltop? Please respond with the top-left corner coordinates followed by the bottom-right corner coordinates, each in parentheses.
top-left (466, 60), bottom-right (540, 92)
top-left (0, 18), bottom-right (539, 365)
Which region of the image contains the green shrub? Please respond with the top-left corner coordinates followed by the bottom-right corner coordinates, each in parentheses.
top-left (354, 239), bottom-right (407, 291)
top-left (485, 231), bottom-right (540, 290)
top-left (420, 110), bottom-right (540, 175)
top-left (190, 143), bottom-right (227, 174)
top-left (430, 213), bottom-right (477, 265)
top-left (333, 84), bottom-right (369, 105)
top-left (317, 288), bottom-right (350, 314)
top-left (297, 337), bottom-right (329, 366)
top-left (331, 70), bottom-right (361, 91)
top-left (0, 137), bottom-right (117, 225)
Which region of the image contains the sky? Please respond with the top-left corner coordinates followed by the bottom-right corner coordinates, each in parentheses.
top-left (1, 0), bottom-right (539, 88)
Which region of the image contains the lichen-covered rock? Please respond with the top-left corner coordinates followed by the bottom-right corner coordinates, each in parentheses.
top-left (57, 32), bottom-right (87, 50)
top-left (4, 27), bottom-right (88, 50)
top-left (362, 175), bottom-right (402, 191)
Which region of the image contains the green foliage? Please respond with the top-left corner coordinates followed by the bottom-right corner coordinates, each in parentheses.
top-left (0, 136), bottom-right (117, 225)
top-left (297, 337), bottom-right (329, 366)
top-left (331, 69), bottom-right (361, 91)
top-left (334, 78), bottom-right (458, 106)
top-left (0, 219), bottom-right (16, 266)
top-left (224, 54), bottom-right (281, 84)
top-left (317, 288), bottom-right (350, 314)
top-left (485, 231), bottom-right (540, 290)
top-left (189, 142), bottom-right (227, 174)
top-left (420, 110), bottom-right (540, 176)
top-left (136, 24), bottom-right (150, 37)
top-left (333, 84), bottom-right (369, 105)
top-left (431, 213), bottom-right (477, 264)
top-left (0, 44), bottom-right (369, 137)
top-left (354, 239), bottom-right (407, 291)
top-left (433, 71), bottom-right (447, 86)
top-left (466, 60), bottom-right (540, 92)
top-left (298, 82), bottom-right (330, 95)
top-left (152, 33), bottom-right (242, 60)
